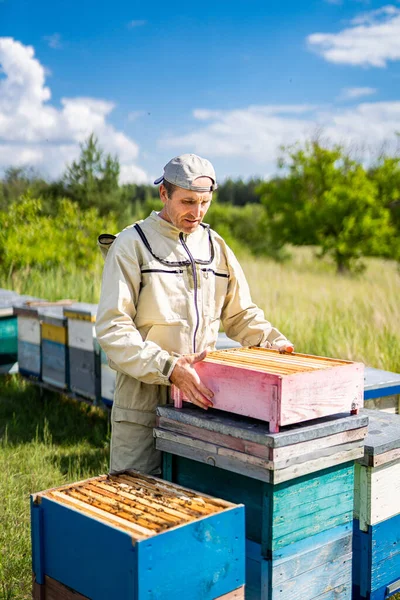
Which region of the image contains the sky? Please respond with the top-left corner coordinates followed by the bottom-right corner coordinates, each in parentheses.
top-left (1, 0), bottom-right (400, 183)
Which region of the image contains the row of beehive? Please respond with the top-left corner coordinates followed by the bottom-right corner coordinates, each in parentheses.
top-left (0, 290), bottom-right (115, 407)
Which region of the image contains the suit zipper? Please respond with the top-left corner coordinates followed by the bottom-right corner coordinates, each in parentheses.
top-left (179, 233), bottom-right (199, 353)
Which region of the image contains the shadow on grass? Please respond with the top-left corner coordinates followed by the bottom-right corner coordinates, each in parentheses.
top-left (0, 374), bottom-right (110, 449)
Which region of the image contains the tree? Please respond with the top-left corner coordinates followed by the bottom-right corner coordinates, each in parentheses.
top-left (258, 141), bottom-right (395, 273)
top-left (369, 157), bottom-right (400, 230)
top-left (63, 134), bottom-right (121, 214)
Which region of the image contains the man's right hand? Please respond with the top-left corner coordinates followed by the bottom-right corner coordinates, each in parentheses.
top-left (170, 350), bottom-right (214, 410)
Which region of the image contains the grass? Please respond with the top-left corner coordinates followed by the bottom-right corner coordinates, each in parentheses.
top-left (0, 377), bottom-right (109, 599)
top-left (0, 248), bottom-right (400, 598)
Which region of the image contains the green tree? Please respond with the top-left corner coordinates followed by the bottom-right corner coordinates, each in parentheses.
top-left (63, 134), bottom-right (121, 214)
top-left (258, 141), bottom-right (395, 273)
top-left (0, 192), bottom-right (117, 282)
top-left (369, 157), bottom-right (400, 230)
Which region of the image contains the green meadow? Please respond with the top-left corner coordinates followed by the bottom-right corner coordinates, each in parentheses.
top-left (0, 249), bottom-right (399, 599)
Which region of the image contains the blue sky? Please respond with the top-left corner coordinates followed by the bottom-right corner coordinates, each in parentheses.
top-left (1, 0), bottom-right (400, 182)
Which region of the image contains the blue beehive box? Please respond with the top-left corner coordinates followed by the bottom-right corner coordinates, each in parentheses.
top-left (353, 409), bottom-right (400, 600)
top-left (31, 471), bottom-right (245, 600)
top-left (63, 303), bottom-right (99, 401)
top-left (0, 289), bottom-right (20, 365)
top-left (41, 308), bottom-right (68, 390)
top-left (155, 406), bottom-right (369, 600)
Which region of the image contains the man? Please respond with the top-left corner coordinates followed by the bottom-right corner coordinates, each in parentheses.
top-left (96, 153), bottom-right (293, 475)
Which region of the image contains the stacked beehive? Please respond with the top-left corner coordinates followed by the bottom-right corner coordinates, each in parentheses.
top-left (41, 308), bottom-right (69, 390)
top-left (353, 409), bottom-right (400, 600)
top-left (63, 303), bottom-right (99, 402)
top-left (158, 347), bottom-right (367, 599)
top-left (31, 471), bottom-right (245, 600)
top-left (14, 302), bottom-right (47, 379)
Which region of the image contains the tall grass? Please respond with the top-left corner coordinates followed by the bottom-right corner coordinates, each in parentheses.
top-left (2, 246), bottom-right (399, 370)
top-left (0, 249), bottom-right (399, 598)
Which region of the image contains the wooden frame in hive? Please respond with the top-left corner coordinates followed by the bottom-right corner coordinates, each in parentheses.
top-left (31, 471), bottom-right (245, 600)
top-left (171, 347), bottom-right (364, 432)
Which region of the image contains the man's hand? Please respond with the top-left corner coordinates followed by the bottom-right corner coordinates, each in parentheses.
top-left (272, 340), bottom-right (295, 354)
top-left (170, 350), bottom-right (214, 410)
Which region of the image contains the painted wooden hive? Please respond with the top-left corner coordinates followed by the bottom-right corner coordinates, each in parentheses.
top-left (94, 340), bottom-right (116, 407)
top-left (171, 347), bottom-right (364, 433)
top-left (31, 471), bottom-right (245, 600)
top-left (14, 301), bottom-right (48, 379)
top-left (155, 405), bottom-right (369, 599)
top-left (0, 290), bottom-right (20, 365)
top-left (41, 308), bottom-right (68, 390)
top-left (63, 303), bottom-right (99, 401)
top-left (353, 409), bottom-right (400, 600)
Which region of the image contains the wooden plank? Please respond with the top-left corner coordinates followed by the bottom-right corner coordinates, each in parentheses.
top-left (157, 416), bottom-right (367, 462)
top-left (272, 447), bottom-right (363, 484)
top-left (156, 405), bottom-right (368, 448)
top-left (43, 575), bottom-right (89, 600)
top-left (273, 551), bottom-right (352, 600)
top-left (136, 506), bottom-right (245, 600)
top-left (155, 429), bottom-right (362, 485)
top-left (272, 501), bottom-right (353, 551)
top-left (272, 529), bottom-right (352, 586)
top-left (369, 462), bottom-right (400, 526)
top-left (371, 514), bottom-right (400, 593)
top-left (155, 433), bottom-right (272, 483)
top-left (215, 586), bottom-right (245, 599)
top-left (280, 362), bottom-right (363, 427)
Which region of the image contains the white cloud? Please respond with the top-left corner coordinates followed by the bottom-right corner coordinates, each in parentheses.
top-left (307, 5), bottom-right (400, 67)
top-left (0, 37), bottom-right (149, 183)
top-left (128, 20), bottom-right (147, 28)
top-left (160, 101), bottom-right (400, 171)
top-left (338, 86), bottom-right (377, 100)
top-left (43, 33), bottom-right (62, 49)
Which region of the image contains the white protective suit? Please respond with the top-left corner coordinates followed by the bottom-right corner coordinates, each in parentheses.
top-left (96, 210), bottom-right (288, 473)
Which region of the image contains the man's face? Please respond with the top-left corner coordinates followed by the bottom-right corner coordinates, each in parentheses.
top-left (159, 176), bottom-right (213, 234)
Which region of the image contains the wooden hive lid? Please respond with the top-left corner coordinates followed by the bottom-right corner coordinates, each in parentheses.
top-left (205, 347), bottom-right (357, 376)
top-left (33, 471), bottom-right (234, 541)
top-left (359, 409), bottom-right (400, 466)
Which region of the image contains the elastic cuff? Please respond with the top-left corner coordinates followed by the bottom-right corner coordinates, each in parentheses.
top-left (161, 355), bottom-right (179, 382)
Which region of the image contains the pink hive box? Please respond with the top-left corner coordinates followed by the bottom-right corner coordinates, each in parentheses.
top-left (171, 347), bottom-right (364, 433)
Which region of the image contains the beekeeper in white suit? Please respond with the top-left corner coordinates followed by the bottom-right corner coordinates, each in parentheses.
top-left (96, 153), bottom-right (293, 475)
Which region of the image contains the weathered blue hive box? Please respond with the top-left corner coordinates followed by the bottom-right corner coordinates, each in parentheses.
top-left (0, 290), bottom-right (20, 365)
top-left (63, 303), bottom-right (99, 401)
top-left (353, 409), bottom-right (400, 600)
top-left (155, 406), bottom-right (368, 599)
top-left (31, 471), bottom-right (245, 600)
top-left (41, 308), bottom-right (68, 390)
